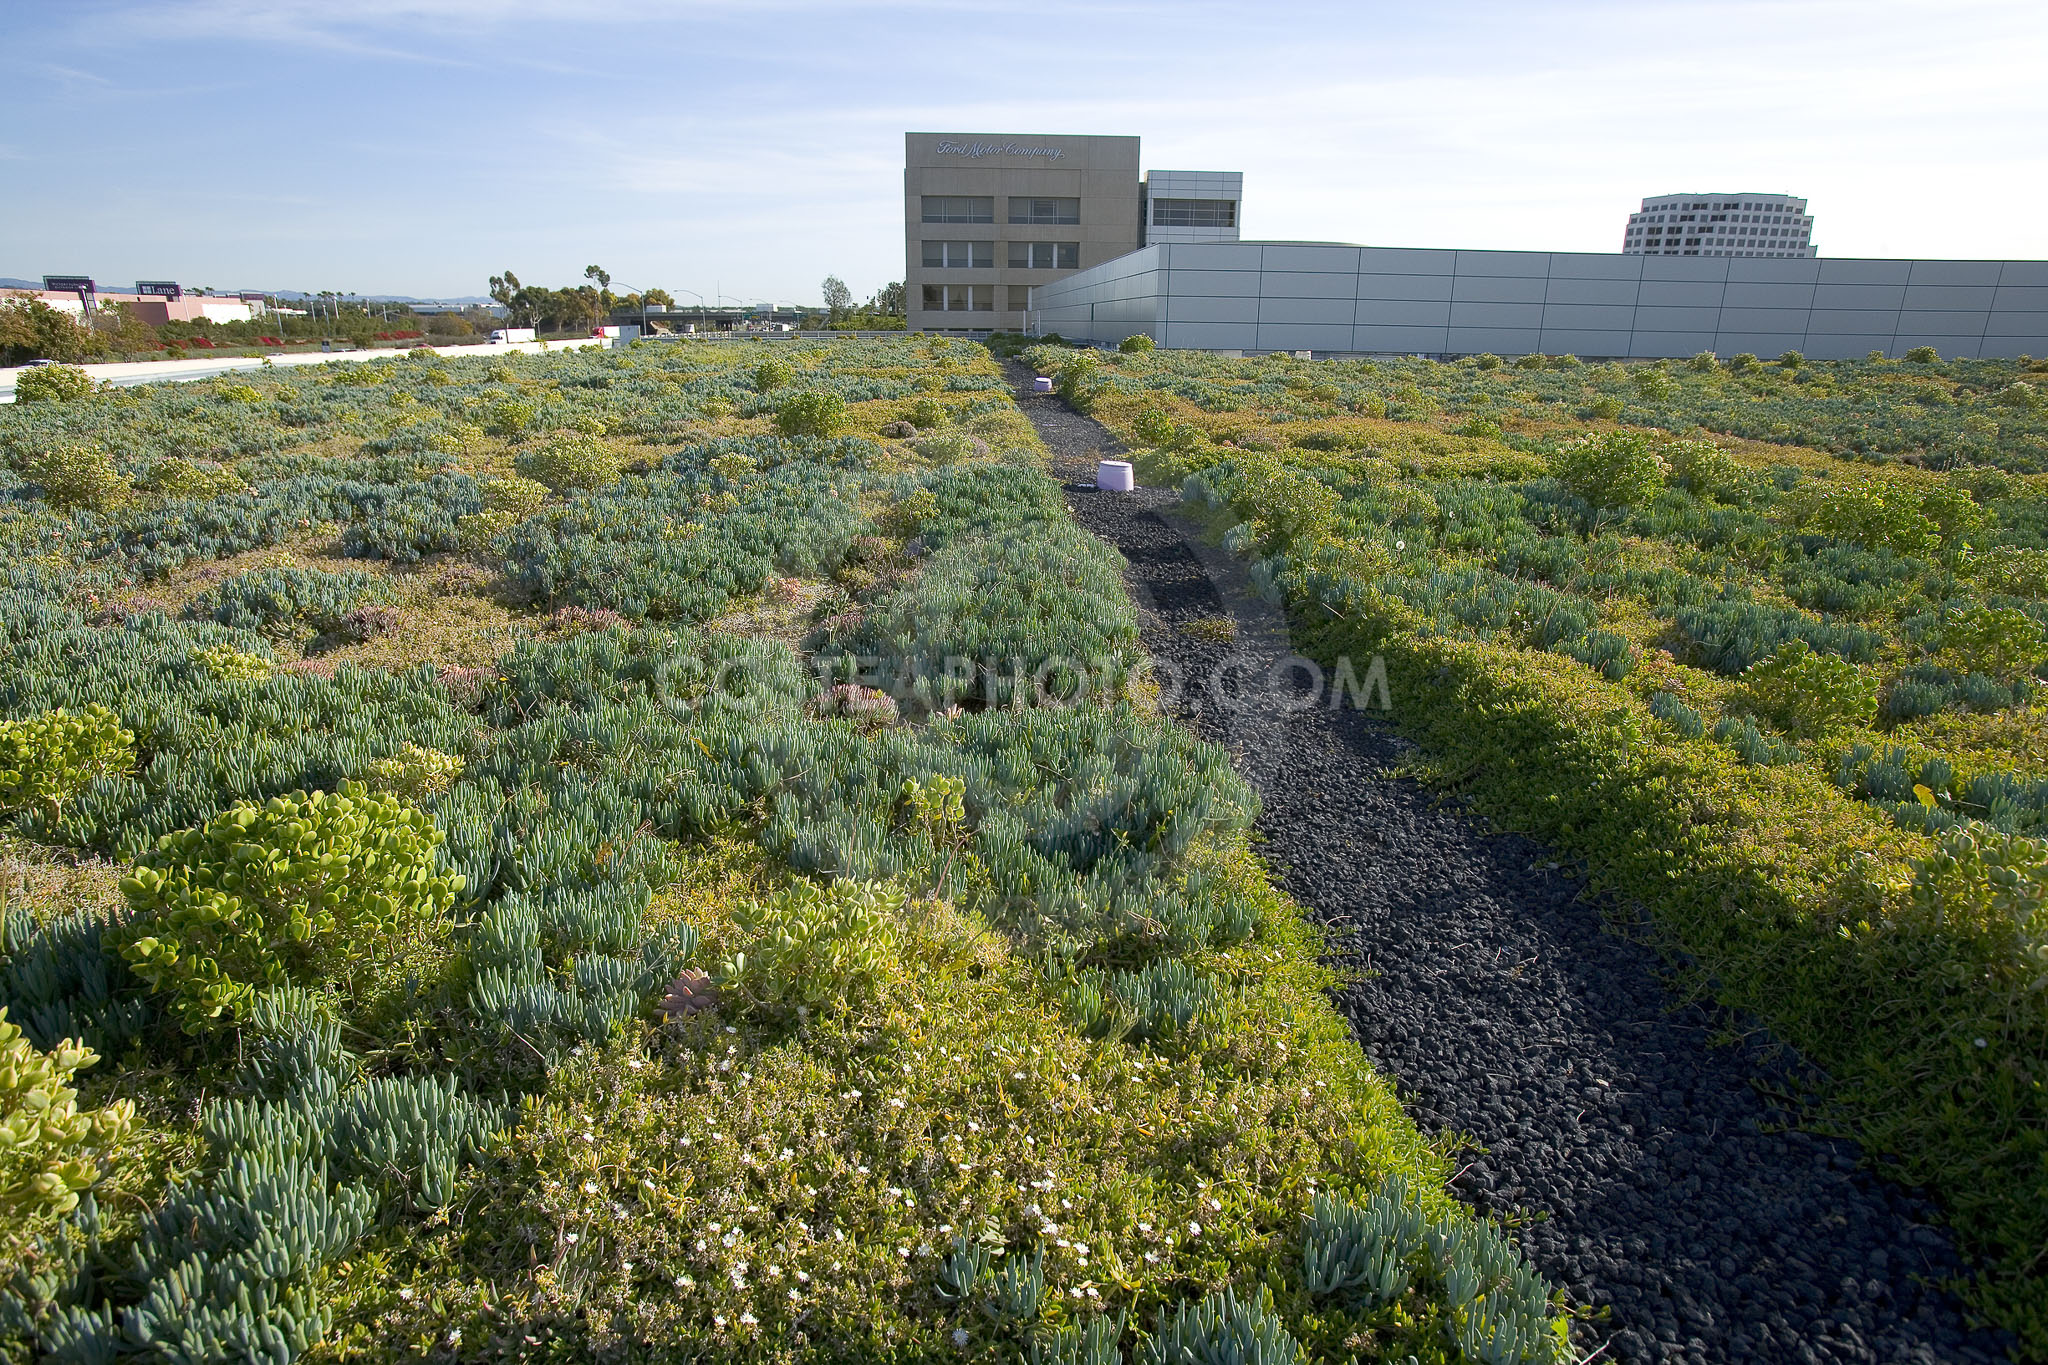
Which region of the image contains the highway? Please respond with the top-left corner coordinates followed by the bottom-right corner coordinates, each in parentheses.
top-left (0, 337), bottom-right (606, 403)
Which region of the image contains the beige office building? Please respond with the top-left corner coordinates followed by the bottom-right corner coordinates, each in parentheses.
top-left (909, 132), bottom-right (1228, 334)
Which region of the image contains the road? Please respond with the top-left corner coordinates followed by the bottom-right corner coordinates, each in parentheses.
top-left (0, 337), bottom-right (607, 403)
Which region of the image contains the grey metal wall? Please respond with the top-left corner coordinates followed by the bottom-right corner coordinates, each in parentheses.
top-left (1028, 242), bottom-right (2048, 359)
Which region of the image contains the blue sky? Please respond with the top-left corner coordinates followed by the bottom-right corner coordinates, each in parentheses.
top-left (4, 0), bottom-right (2044, 304)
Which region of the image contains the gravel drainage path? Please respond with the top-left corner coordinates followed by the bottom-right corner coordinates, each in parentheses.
top-left (1005, 362), bottom-right (2012, 1365)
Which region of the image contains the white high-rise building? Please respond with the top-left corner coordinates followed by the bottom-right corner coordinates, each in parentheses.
top-left (1623, 193), bottom-right (1816, 258)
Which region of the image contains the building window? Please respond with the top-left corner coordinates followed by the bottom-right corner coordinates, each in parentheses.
top-left (922, 196), bottom-right (994, 224)
top-left (1151, 198), bottom-right (1237, 228)
top-left (1007, 285), bottom-right (1033, 312)
top-left (921, 240), bottom-right (993, 268)
top-left (921, 284), bottom-right (993, 313)
top-left (1008, 241), bottom-right (1080, 269)
top-left (1008, 196), bottom-right (1080, 225)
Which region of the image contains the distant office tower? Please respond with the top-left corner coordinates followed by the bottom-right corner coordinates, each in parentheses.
top-left (1623, 194), bottom-right (1815, 258)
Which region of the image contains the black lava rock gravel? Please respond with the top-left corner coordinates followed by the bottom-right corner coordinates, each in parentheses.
top-left (1005, 362), bottom-right (2013, 1365)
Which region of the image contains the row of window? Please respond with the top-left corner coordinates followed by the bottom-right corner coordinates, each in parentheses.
top-left (1650, 200), bottom-right (1802, 213)
top-left (921, 240), bottom-right (1081, 270)
top-left (1150, 198), bottom-right (1236, 228)
top-left (921, 195), bottom-right (1080, 225)
top-left (1633, 225), bottom-right (1806, 241)
top-left (920, 284), bottom-right (1038, 312)
top-left (1634, 211), bottom-right (1806, 226)
top-left (1624, 246), bottom-right (1809, 257)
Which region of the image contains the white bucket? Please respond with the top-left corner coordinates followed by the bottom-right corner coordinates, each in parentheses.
top-left (1096, 459), bottom-right (1135, 492)
top-left (1032, 376), bottom-right (1054, 393)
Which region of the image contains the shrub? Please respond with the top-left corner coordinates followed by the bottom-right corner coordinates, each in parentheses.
top-left (911, 432), bottom-right (987, 466)
top-left (753, 357), bottom-right (795, 392)
top-left (1909, 828), bottom-right (2048, 996)
top-left (1938, 603), bottom-right (2046, 682)
top-left (0, 705), bottom-right (134, 817)
top-left (775, 390), bottom-right (847, 439)
top-left (713, 880), bottom-right (900, 1017)
top-left (1972, 547), bottom-right (2048, 599)
top-left (907, 395), bottom-right (947, 429)
top-left (1119, 333), bottom-right (1156, 353)
top-left (515, 432), bottom-right (624, 493)
top-left (190, 644), bottom-right (275, 682)
top-left (1663, 439), bottom-right (1742, 497)
top-left (1778, 350), bottom-right (1805, 369)
top-left (20, 443), bottom-right (128, 512)
top-left (1994, 382), bottom-right (2038, 409)
top-left (485, 397), bottom-right (536, 434)
top-left (1798, 486), bottom-right (1941, 557)
top-left (361, 742), bottom-right (464, 801)
top-left (1906, 345), bottom-right (1940, 363)
top-left (136, 456), bottom-right (246, 500)
top-left (186, 566), bottom-right (396, 635)
top-left (114, 783), bottom-right (463, 1031)
top-left (430, 420), bottom-right (487, 455)
top-left (0, 1012), bottom-right (135, 1220)
top-left (1735, 640), bottom-right (1877, 737)
top-left (1586, 395), bottom-right (1623, 420)
top-left (1632, 367), bottom-right (1675, 399)
top-left (1548, 430), bottom-right (1664, 515)
top-left (1688, 351), bottom-right (1719, 372)
top-left (1727, 353), bottom-right (1762, 373)
top-left (13, 365), bottom-right (95, 404)
top-left (478, 473), bottom-right (551, 517)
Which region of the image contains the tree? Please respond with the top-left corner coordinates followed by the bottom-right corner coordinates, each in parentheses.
top-left (0, 298), bottom-right (105, 365)
top-left (642, 287), bottom-right (675, 309)
top-left (867, 281), bottom-right (905, 316)
top-left (821, 275), bottom-right (853, 320)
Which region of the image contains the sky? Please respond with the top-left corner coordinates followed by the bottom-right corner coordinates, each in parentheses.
top-left (3, 0), bottom-right (2045, 305)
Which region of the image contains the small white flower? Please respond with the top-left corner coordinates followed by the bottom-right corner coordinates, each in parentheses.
top-left (1013, 1071), bottom-right (1025, 1079)
top-left (675, 1275), bottom-right (694, 1288)
top-left (582, 1180), bottom-right (599, 1194)
top-left (564, 1233), bottom-right (579, 1244)
top-left (788, 1287), bottom-right (800, 1301)
top-left (1188, 1221), bottom-right (1202, 1236)
top-left (953, 1328), bottom-right (970, 1347)
top-left (714, 1314), bottom-right (727, 1328)
top-left (398, 1287), bottom-right (415, 1301)
top-left (739, 1311), bottom-right (757, 1326)
top-left (628, 1058), bottom-right (644, 1069)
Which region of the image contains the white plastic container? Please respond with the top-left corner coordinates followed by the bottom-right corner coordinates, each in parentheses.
top-left (1032, 376), bottom-right (1054, 393)
top-left (1096, 459), bottom-right (1135, 492)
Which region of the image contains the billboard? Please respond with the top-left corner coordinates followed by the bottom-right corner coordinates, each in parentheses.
top-left (42, 276), bottom-right (95, 294)
top-left (136, 280), bottom-right (183, 298)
